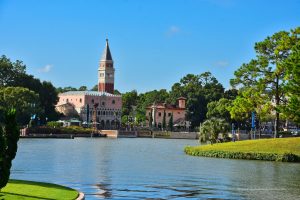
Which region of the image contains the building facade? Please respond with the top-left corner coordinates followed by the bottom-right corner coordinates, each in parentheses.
top-left (56, 39), bottom-right (122, 129)
top-left (146, 97), bottom-right (188, 129)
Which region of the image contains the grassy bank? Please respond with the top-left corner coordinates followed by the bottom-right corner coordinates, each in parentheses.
top-left (0, 180), bottom-right (79, 199)
top-left (185, 137), bottom-right (300, 162)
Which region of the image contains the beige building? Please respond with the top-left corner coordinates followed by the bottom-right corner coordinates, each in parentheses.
top-left (146, 97), bottom-right (188, 129)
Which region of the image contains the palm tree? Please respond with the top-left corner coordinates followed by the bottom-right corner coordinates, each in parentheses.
top-left (199, 118), bottom-right (229, 144)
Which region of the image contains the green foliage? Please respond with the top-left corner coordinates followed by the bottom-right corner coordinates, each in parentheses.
top-left (56, 86), bottom-right (77, 93)
top-left (122, 90), bottom-right (138, 116)
top-left (114, 89), bottom-right (121, 95)
top-left (224, 89), bottom-right (238, 100)
top-left (199, 118), bottom-right (229, 143)
top-left (0, 108), bottom-right (20, 190)
top-left (78, 85), bottom-right (87, 91)
top-left (185, 137), bottom-right (300, 162)
top-left (230, 27), bottom-right (300, 137)
top-left (162, 110), bottom-right (166, 129)
top-left (168, 113), bottom-right (173, 131)
top-left (91, 84), bottom-right (98, 91)
top-left (0, 55), bottom-right (26, 86)
top-left (1, 56), bottom-right (60, 124)
top-left (169, 72), bottom-right (224, 127)
top-left (0, 87), bottom-right (40, 124)
top-left (28, 126), bottom-right (94, 135)
top-left (185, 148), bottom-right (300, 162)
top-left (206, 98), bottom-right (232, 122)
top-left (121, 115), bottom-right (127, 126)
top-left (283, 41), bottom-right (300, 124)
top-left (46, 121), bottom-right (62, 128)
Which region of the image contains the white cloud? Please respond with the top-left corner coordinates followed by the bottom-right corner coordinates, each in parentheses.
top-left (38, 64), bottom-right (52, 73)
top-left (166, 25), bottom-right (181, 36)
top-left (215, 60), bottom-right (229, 67)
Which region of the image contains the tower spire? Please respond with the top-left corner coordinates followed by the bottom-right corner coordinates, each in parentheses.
top-left (101, 39), bottom-right (113, 61)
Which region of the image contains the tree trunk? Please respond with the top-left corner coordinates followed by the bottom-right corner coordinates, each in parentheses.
top-left (274, 75), bottom-right (280, 138)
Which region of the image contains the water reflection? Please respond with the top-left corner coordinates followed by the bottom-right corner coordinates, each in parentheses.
top-left (11, 138), bottom-right (300, 200)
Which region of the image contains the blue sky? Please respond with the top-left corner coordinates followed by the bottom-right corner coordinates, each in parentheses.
top-left (0, 0), bottom-right (299, 93)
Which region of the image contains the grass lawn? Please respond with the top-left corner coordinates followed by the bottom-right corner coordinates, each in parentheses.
top-left (0, 180), bottom-right (79, 200)
top-left (185, 137), bottom-right (300, 162)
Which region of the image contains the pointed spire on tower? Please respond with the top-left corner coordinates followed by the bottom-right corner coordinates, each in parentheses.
top-left (101, 39), bottom-right (113, 61)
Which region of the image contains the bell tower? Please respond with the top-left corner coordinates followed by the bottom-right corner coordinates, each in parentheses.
top-left (98, 39), bottom-right (115, 94)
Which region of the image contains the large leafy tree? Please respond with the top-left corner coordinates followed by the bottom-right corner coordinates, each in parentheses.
top-left (1, 56), bottom-right (60, 123)
top-left (122, 90), bottom-right (139, 116)
top-left (207, 98), bottom-right (232, 122)
top-left (283, 42), bottom-right (300, 124)
top-left (12, 74), bottom-right (59, 122)
top-left (169, 72), bottom-right (224, 127)
top-left (0, 55), bottom-right (26, 86)
top-left (0, 87), bottom-right (40, 124)
top-left (231, 27), bottom-right (300, 137)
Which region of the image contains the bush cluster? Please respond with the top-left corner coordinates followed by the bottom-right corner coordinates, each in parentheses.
top-left (184, 147), bottom-right (300, 162)
top-left (28, 126), bottom-right (94, 135)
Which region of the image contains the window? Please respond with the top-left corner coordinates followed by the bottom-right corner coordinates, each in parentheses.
top-left (80, 98), bottom-right (82, 103)
top-left (168, 113), bottom-right (171, 117)
top-left (178, 112), bottom-right (180, 114)
top-left (66, 99), bottom-right (69, 103)
top-left (100, 73), bottom-right (104, 77)
top-left (92, 99), bottom-right (94, 104)
top-left (102, 102), bottom-right (105, 106)
top-left (158, 112), bottom-right (161, 117)
top-left (98, 111), bottom-right (100, 115)
top-left (112, 100), bottom-right (115, 104)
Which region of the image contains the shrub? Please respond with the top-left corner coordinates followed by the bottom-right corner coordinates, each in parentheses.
top-left (184, 147), bottom-right (300, 162)
top-left (0, 109), bottom-right (20, 190)
top-left (46, 121), bottom-right (62, 128)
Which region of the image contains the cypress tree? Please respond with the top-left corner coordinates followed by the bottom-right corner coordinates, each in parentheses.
top-left (0, 108), bottom-right (19, 190)
top-left (168, 113), bottom-right (173, 131)
top-left (162, 110), bottom-right (166, 130)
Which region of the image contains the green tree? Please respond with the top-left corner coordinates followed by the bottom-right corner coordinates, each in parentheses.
top-left (12, 73), bottom-right (59, 123)
top-left (206, 98), bottom-right (232, 122)
top-left (231, 27), bottom-right (300, 137)
top-left (168, 113), bottom-right (173, 131)
top-left (0, 87), bottom-right (40, 124)
top-left (78, 86), bottom-right (87, 91)
top-left (0, 109), bottom-right (19, 190)
top-left (91, 84), bottom-right (98, 91)
top-left (169, 72), bottom-right (224, 127)
top-left (122, 90), bottom-right (138, 116)
top-left (199, 118), bottom-right (229, 144)
top-left (224, 89), bottom-right (238, 100)
top-left (162, 110), bottom-right (166, 130)
top-left (283, 42), bottom-right (300, 124)
top-left (114, 89), bottom-right (121, 95)
top-left (0, 55), bottom-right (26, 86)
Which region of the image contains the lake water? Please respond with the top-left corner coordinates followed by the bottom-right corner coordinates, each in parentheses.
top-left (11, 138), bottom-right (300, 200)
